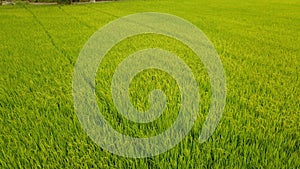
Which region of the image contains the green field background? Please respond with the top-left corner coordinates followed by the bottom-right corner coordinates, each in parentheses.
top-left (0, 0), bottom-right (299, 168)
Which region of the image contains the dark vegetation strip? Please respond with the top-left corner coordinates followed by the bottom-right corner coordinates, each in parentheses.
top-left (23, 5), bottom-right (74, 65)
top-left (83, 4), bottom-right (120, 19)
top-left (84, 5), bottom-right (199, 44)
top-left (57, 6), bottom-right (96, 30)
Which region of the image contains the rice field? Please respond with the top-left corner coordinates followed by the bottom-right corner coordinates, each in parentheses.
top-left (0, 0), bottom-right (299, 168)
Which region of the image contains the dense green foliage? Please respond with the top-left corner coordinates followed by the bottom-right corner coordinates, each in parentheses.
top-left (0, 0), bottom-right (299, 168)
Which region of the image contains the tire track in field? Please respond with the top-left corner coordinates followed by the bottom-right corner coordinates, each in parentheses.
top-left (83, 5), bottom-right (120, 19)
top-left (23, 5), bottom-right (74, 65)
top-left (58, 6), bottom-right (97, 30)
top-left (84, 5), bottom-right (181, 38)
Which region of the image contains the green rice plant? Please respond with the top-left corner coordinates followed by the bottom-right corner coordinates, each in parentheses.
top-left (0, 0), bottom-right (299, 168)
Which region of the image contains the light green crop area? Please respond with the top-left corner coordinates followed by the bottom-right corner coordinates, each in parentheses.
top-left (0, 0), bottom-right (299, 168)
